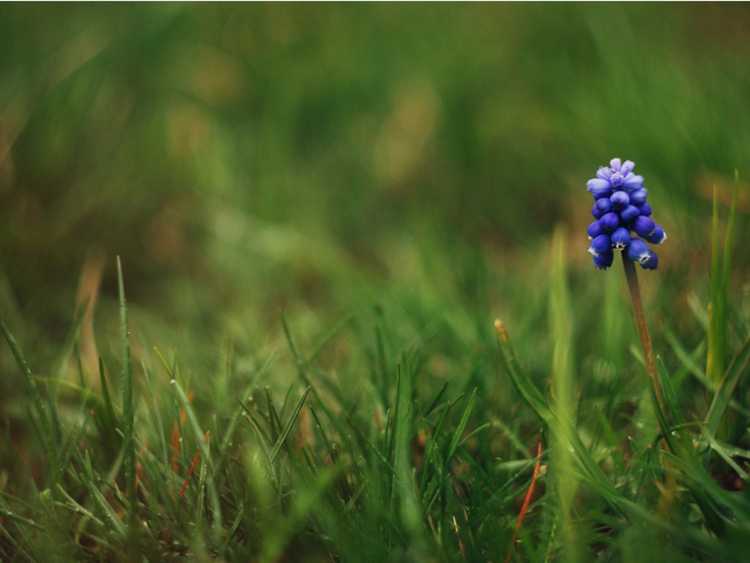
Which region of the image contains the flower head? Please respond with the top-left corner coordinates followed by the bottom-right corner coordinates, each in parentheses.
top-left (585, 158), bottom-right (666, 270)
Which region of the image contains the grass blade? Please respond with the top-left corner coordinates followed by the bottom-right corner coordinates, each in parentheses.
top-left (116, 257), bottom-right (136, 532)
top-left (0, 319), bottom-right (53, 457)
top-left (549, 227), bottom-right (579, 562)
top-left (270, 387), bottom-right (311, 465)
top-left (705, 337), bottom-right (750, 437)
top-left (171, 378), bottom-right (224, 540)
top-left (493, 320), bottom-right (551, 424)
top-left (393, 354), bottom-right (423, 540)
top-left (707, 184), bottom-right (736, 385)
top-left (444, 388), bottom-right (477, 467)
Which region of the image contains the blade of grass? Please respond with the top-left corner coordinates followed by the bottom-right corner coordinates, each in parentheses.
top-left (0, 506), bottom-right (44, 531)
top-left (493, 320), bottom-right (551, 424)
top-left (81, 450), bottom-right (126, 538)
top-left (216, 351), bottom-right (276, 478)
top-left (98, 357), bottom-right (118, 430)
top-left (392, 354), bottom-right (423, 540)
top-left (281, 313), bottom-right (311, 388)
top-left (549, 228), bottom-right (579, 563)
top-left (171, 378), bottom-right (224, 541)
top-left (707, 185), bottom-right (723, 383)
top-left (0, 318), bottom-right (54, 458)
top-left (116, 257), bottom-right (136, 531)
top-left (269, 387), bottom-right (311, 465)
top-left (707, 183), bottom-right (736, 384)
top-left (705, 336), bottom-right (750, 437)
top-left (445, 388), bottom-right (477, 467)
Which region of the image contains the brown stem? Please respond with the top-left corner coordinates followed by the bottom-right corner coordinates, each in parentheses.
top-left (621, 253), bottom-right (664, 410)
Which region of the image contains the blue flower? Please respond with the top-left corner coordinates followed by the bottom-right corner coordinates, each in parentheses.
top-left (610, 190), bottom-right (630, 210)
top-left (611, 227), bottom-right (631, 249)
top-left (599, 212), bottom-right (620, 232)
top-left (645, 225), bottom-right (667, 245)
top-left (585, 158), bottom-right (666, 270)
top-left (587, 221), bottom-right (604, 239)
top-left (587, 179), bottom-right (612, 199)
top-left (593, 250), bottom-right (614, 270)
top-left (626, 238), bottom-right (650, 262)
top-left (595, 198), bottom-right (613, 214)
top-left (630, 189), bottom-right (648, 206)
top-left (620, 205), bottom-right (640, 224)
top-left (633, 216), bottom-right (656, 237)
top-left (626, 238), bottom-right (658, 269)
top-left (589, 234), bottom-right (612, 255)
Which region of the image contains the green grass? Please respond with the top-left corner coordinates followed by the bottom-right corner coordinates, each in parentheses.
top-left (2, 4), bottom-right (750, 562)
top-left (3, 230), bottom-right (749, 561)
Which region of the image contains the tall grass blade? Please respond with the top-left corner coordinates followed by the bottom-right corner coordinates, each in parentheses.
top-left (81, 451), bottom-right (126, 538)
top-left (549, 228), bottom-right (579, 562)
top-left (705, 337), bottom-right (750, 437)
top-left (0, 318), bottom-right (56, 467)
top-left (445, 388), bottom-right (477, 466)
top-left (116, 257), bottom-right (136, 531)
top-left (171, 378), bottom-right (224, 541)
top-left (393, 354), bottom-right (424, 540)
top-left (706, 184), bottom-right (736, 384)
top-left (281, 313), bottom-right (312, 388)
top-left (270, 387), bottom-right (311, 464)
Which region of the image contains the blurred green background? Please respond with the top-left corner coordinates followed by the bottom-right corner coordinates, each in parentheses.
top-left (1, 3), bottom-right (749, 380)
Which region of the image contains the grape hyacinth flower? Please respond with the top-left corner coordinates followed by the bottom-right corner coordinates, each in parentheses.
top-left (586, 158), bottom-right (667, 270)
top-left (585, 157), bottom-right (667, 410)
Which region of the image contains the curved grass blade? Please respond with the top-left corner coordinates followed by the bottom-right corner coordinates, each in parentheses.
top-left (493, 320), bottom-right (551, 424)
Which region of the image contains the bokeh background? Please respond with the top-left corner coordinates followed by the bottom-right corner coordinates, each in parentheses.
top-left (1, 3), bottom-right (749, 394)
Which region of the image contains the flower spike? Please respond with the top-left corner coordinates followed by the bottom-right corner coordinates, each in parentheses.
top-left (585, 158), bottom-right (666, 270)
top-left (587, 159), bottom-right (668, 416)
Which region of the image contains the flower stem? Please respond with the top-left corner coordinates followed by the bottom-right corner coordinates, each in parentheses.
top-left (621, 254), bottom-right (664, 411)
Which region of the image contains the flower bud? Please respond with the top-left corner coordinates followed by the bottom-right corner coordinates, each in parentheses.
top-left (596, 198), bottom-right (613, 214)
top-left (623, 174), bottom-right (644, 190)
top-left (638, 202), bottom-right (652, 216)
top-left (611, 227), bottom-right (631, 250)
top-left (593, 251), bottom-right (614, 269)
top-left (645, 225), bottom-right (667, 245)
top-left (590, 234), bottom-right (612, 255)
top-left (610, 190), bottom-right (629, 210)
top-left (620, 205), bottom-right (640, 223)
top-left (626, 238), bottom-right (650, 264)
top-left (587, 220), bottom-right (604, 239)
top-left (587, 178), bottom-right (612, 199)
top-left (599, 212), bottom-right (620, 233)
top-left (630, 188), bottom-right (648, 205)
top-left (641, 251), bottom-right (659, 270)
top-left (633, 216), bottom-right (656, 237)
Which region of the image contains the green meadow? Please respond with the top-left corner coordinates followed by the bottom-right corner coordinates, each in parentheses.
top-left (1, 4), bottom-right (749, 561)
